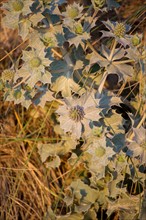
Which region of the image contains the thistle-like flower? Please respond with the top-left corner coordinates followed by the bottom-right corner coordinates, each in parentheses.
top-left (1, 69), bottom-right (15, 82)
top-left (14, 48), bottom-right (52, 88)
top-left (101, 20), bottom-right (131, 47)
top-left (40, 24), bottom-right (63, 48)
top-left (2, 0), bottom-right (31, 15)
top-left (91, 0), bottom-right (106, 10)
top-left (83, 135), bottom-right (115, 178)
top-left (63, 3), bottom-right (83, 19)
top-left (23, 49), bottom-right (51, 72)
top-left (2, 0), bottom-right (32, 29)
top-left (41, 32), bottom-right (57, 48)
top-left (131, 33), bottom-right (142, 47)
top-left (5, 87), bottom-right (32, 109)
top-left (114, 23), bottom-right (126, 38)
top-left (61, 3), bottom-right (83, 26)
top-left (56, 92), bottom-right (100, 139)
top-left (65, 20), bottom-right (91, 47)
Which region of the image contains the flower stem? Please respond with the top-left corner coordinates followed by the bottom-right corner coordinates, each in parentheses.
top-left (109, 39), bottom-right (117, 61)
top-left (13, 74), bottom-right (30, 89)
top-left (97, 71), bottom-right (108, 94)
top-left (86, 40), bottom-right (105, 60)
top-left (113, 59), bottom-right (135, 65)
top-left (128, 110), bottom-right (146, 140)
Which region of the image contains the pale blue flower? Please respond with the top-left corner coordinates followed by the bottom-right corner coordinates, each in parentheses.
top-left (56, 92), bottom-right (100, 139)
top-left (101, 20), bottom-right (131, 47)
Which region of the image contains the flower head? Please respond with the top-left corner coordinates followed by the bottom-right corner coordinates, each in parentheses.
top-left (56, 92), bottom-right (100, 139)
top-left (22, 48), bottom-right (51, 74)
top-left (92, 0), bottom-right (106, 10)
top-left (66, 5), bottom-right (80, 19)
top-left (65, 20), bottom-right (91, 47)
top-left (129, 33), bottom-right (143, 48)
top-left (114, 23), bottom-right (126, 38)
top-left (40, 24), bottom-right (63, 48)
top-left (101, 20), bottom-right (131, 47)
top-left (2, 0), bottom-right (32, 29)
top-left (2, 0), bottom-right (31, 16)
top-left (62, 3), bottom-right (83, 24)
top-left (1, 69), bottom-right (15, 82)
top-left (74, 23), bottom-right (84, 35)
top-left (14, 48), bottom-right (52, 88)
top-left (41, 32), bottom-right (57, 48)
top-left (131, 34), bottom-right (142, 47)
top-left (69, 105), bottom-right (85, 122)
top-left (83, 135), bottom-right (115, 178)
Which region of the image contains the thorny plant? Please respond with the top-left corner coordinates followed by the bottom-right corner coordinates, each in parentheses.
top-left (0, 0), bottom-right (146, 219)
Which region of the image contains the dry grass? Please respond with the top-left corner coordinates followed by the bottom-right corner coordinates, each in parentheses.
top-left (0, 103), bottom-right (51, 219)
top-left (0, 101), bottom-right (85, 219)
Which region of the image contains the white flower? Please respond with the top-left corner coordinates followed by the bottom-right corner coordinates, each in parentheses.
top-left (56, 92), bottom-right (100, 139)
top-left (2, 0), bottom-right (31, 16)
top-left (64, 15), bottom-right (96, 48)
top-left (22, 48), bottom-right (51, 72)
top-left (2, 0), bottom-right (32, 29)
top-left (15, 48), bottom-right (52, 88)
top-left (62, 2), bottom-right (83, 25)
top-left (65, 21), bottom-right (90, 48)
top-left (84, 135), bottom-right (115, 178)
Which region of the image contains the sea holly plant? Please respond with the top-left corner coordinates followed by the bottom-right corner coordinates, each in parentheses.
top-left (127, 126), bottom-right (146, 165)
top-left (82, 134), bottom-right (116, 179)
top-left (2, 0), bottom-right (32, 29)
top-left (14, 48), bottom-right (52, 88)
top-left (101, 20), bottom-right (131, 47)
top-left (88, 44), bottom-right (134, 81)
top-left (1, 0), bottom-right (146, 219)
top-left (56, 92), bottom-right (100, 139)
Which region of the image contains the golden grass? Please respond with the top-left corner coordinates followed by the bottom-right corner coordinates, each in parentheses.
top-left (0, 101), bottom-right (85, 219)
